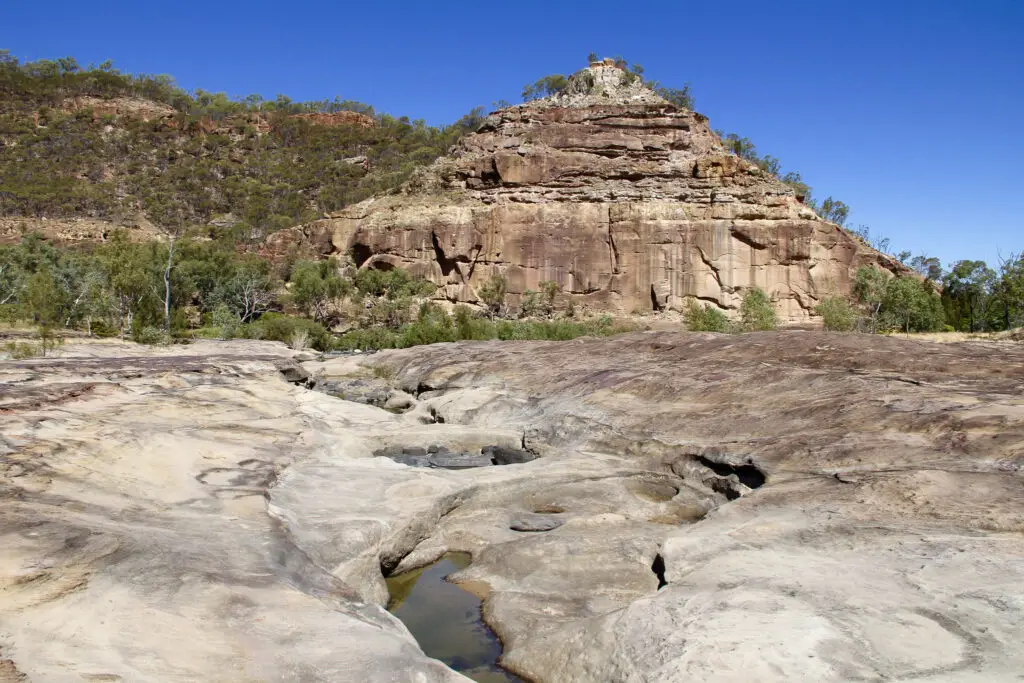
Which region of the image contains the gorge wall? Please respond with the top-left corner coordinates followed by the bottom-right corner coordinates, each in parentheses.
top-left (269, 64), bottom-right (904, 321)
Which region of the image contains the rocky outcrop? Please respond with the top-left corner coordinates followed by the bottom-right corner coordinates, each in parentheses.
top-left (0, 215), bottom-right (164, 245)
top-left (58, 95), bottom-right (177, 122)
top-left (2, 333), bottom-right (1023, 681)
top-left (291, 111), bottom-right (376, 128)
top-left (288, 65), bottom-right (903, 321)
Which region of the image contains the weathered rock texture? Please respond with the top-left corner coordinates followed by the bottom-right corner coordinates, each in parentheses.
top-left (1, 333), bottom-right (1023, 682)
top-left (275, 65), bottom-right (903, 320)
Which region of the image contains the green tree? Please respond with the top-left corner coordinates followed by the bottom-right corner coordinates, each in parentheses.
top-left (214, 259), bottom-right (277, 322)
top-left (818, 197), bottom-right (850, 226)
top-left (853, 266), bottom-right (889, 333)
top-left (881, 276), bottom-right (944, 333)
top-left (815, 296), bottom-right (858, 331)
top-left (684, 300), bottom-right (730, 332)
top-left (522, 74), bottom-right (569, 101)
top-left (942, 260), bottom-right (995, 332)
top-left (290, 260), bottom-right (347, 323)
top-left (478, 273), bottom-right (508, 318)
top-left (989, 252), bottom-right (1024, 330)
top-left (909, 254), bottom-right (943, 281)
top-left (98, 233), bottom-right (160, 339)
top-left (722, 133), bottom-right (758, 161)
top-left (0, 244), bottom-right (26, 306)
top-left (739, 287), bottom-right (778, 331)
top-left (23, 266), bottom-right (66, 355)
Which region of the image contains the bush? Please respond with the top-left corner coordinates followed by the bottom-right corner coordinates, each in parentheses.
top-left (335, 307), bottom-right (633, 351)
top-left (89, 318), bottom-right (119, 338)
top-left (879, 276), bottom-right (945, 333)
top-left (816, 297), bottom-right (858, 332)
top-left (132, 325), bottom-right (170, 345)
top-left (477, 274), bottom-right (508, 318)
top-left (353, 268), bottom-right (434, 300)
top-left (336, 326), bottom-right (399, 351)
top-left (2, 341), bottom-right (42, 359)
top-left (0, 304), bottom-right (27, 324)
top-left (246, 313), bottom-right (334, 351)
top-left (684, 300), bottom-right (730, 332)
top-left (211, 303), bottom-right (239, 339)
top-left (739, 288), bottom-right (778, 331)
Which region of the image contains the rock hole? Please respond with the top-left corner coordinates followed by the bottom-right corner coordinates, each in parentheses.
top-left (652, 553), bottom-right (667, 589)
top-left (697, 456), bottom-right (766, 489)
top-left (374, 444), bottom-right (535, 470)
top-left (386, 553), bottom-right (523, 682)
top-left (350, 243), bottom-right (372, 268)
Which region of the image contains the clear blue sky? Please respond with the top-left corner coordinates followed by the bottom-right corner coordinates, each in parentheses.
top-left (3, 0), bottom-right (1021, 268)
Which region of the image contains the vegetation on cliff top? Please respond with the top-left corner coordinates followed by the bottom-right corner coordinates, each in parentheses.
top-left (1, 51), bottom-right (1022, 355)
top-left (0, 50), bottom-right (486, 241)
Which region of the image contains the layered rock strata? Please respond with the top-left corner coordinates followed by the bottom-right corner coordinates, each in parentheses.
top-left (271, 65), bottom-right (903, 320)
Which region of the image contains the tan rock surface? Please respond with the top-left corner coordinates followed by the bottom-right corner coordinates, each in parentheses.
top-left (367, 331), bottom-right (1024, 681)
top-left (283, 65), bottom-right (905, 321)
top-left (1, 332), bottom-right (1022, 682)
top-left (0, 216), bottom-right (164, 245)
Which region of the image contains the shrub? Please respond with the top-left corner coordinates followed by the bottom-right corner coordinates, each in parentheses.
top-left (289, 328), bottom-right (310, 351)
top-left (816, 297), bottom-right (858, 332)
top-left (290, 259), bottom-right (347, 322)
top-left (247, 313), bottom-right (333, 351)
top-left (335, 307), bottom-right (634, 351)
top-left (353, 268), bottom-right (434, 300)
top-left (0, 304), bottom-right (27, 324)
top-left (2, 341), bottom-right (42, 359)
top-left (684, 300), bottom-right (730, 332)
top-left (477, 274), bottom-right (508, 318)
top-left (879, 276), bottom-right (945, 333)
top-left (211, 303), bottom-right (239, 339)
top-left (89, 318), bottom-right (119, 338)
top-left (739, 288), bottom-right (778, 331)
top-left (336, 326), bottom-right (399, 351)
top-left (520, 280), bottom-right (560, 318)
top-left (132, 325), bottom-right (170, 345)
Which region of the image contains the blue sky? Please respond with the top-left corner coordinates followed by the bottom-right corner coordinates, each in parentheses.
top-left (3, 0), bottom-right (1021, 268)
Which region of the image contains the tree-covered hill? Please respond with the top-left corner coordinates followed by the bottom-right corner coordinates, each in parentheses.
top-left (0, 51), bottom-right (486, 242)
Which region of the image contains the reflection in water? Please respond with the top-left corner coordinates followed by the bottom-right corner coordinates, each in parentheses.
top-left (386, 553), bottom-right (523, 682)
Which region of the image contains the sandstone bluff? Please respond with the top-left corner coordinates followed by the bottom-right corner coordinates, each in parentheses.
top-left (1, 332), bottom-right (1022, 681)
top-left (269, 64), bottom-right (903, 321)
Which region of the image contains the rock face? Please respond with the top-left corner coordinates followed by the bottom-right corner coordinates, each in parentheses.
top-left (280, 65), bottom-right (903, 320)
top-left (1, 333), bottom-right (1023, 682)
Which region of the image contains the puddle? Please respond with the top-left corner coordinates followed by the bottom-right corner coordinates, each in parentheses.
top-left (386, 553), bottom-right (523, 682)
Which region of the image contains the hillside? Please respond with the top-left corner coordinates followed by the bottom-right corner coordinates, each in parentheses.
top-left (279, 62), bottom-right (906, 321)
top-left (0, 52), bottom-right (484, 243)
top-left (4, 53), bottom-right (1005, 345)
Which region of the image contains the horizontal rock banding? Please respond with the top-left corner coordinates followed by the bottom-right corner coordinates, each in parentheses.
top-left (271, 65), bottom-right (902, 321)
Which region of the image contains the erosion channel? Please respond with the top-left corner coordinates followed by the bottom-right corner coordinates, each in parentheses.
top-left (1, 332), bottom-right (1022, 682)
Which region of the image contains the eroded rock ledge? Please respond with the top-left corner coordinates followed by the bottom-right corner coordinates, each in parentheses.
top-left (1, 332), bottom-right (1022, 682)
top-left (267, 65), bottom-right (906, 321)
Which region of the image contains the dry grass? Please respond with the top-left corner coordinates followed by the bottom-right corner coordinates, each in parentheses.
top-left (899, 328), bottom-right (1023, 343)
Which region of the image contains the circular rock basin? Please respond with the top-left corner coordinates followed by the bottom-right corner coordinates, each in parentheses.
top-left (386, 553), bottom-right (524, 682)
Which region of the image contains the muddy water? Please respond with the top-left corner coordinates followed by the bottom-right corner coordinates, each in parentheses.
top-left (386, 552), bottom-right (523, 682)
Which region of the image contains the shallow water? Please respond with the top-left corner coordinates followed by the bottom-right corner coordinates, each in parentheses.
top-left (386, 553), bottom-right (523, 682)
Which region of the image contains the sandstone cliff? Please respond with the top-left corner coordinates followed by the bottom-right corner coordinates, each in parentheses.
top-left (272, 64), bottom-right (903, 321)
